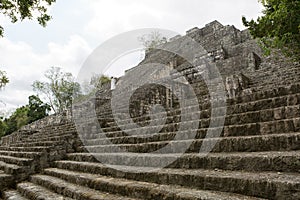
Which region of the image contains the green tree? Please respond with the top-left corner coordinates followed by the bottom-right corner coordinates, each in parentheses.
top-left (242, 0), bottom-right (300, 58)
top-left (0, 95), bottom-right (51, 137)
top-left (90, 74), bottom-right (111, 89)
top-left (27, 95), bottom-right (51, 123)
top-left (32, 67), bottom-right (81, 113)
top-left (138, 31), bottom-right (167, 52)
top-left (0, 0), bottom-right (56, 36)
top-left (76, 74), bottom-right (111, 102)
top-left (0, 70), bottom-right (9, 89)
top-left (4, 105), bottom-right (29, 135)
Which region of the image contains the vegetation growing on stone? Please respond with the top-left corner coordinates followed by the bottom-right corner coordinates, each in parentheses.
top-left (138, 31), bottom-right (168, 52)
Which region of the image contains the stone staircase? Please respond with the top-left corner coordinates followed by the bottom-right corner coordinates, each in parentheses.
top-left (0, 123), bottom-right (79, 198)
top-left (60, 84), bottom-right (300, 199)
top-left (0, 21), bottom-right (300, 199)
top-left (0, 83), bottom-right (298, 199)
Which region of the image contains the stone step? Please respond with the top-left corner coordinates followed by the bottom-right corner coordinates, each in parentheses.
top-left (95, 84), bottom-right (300, 118)
top-left (95, 92), bottom-right (300, 125)
top-left (30, 174), bottom-right (141, 200)
top-left (0, 151), bottom-right (42, 159)
top-left (102, 104), bottom-right (300, 131)
top-left (2, 190), bottom-right (29, 200)
top-left (0, 161), bottom-right (26, 175)
top-left (10, 141), bottom-right (63, 148)
top-left (22, 134), bottom-right (74, 143)
top-left (65, 151), bottom-right (300, 172)
top-left (0, 155), bottom-right (33, 166)
top-left (36, 123), bottom-right (75, 131)
top-left (0, 171), bottom-right (13, 191)
top-left (84, 131), bottom-right (180, 146)
top-left (28, 130), bottom-right (77, 140)
top-left (109, 88), bottom-right (295, 115)
top-left (80, 132), bottom-right (300, 154)
top-left (53, 161), bottom-right (300, 199)
top-left (84, 125), bottom-right (300, 148)
top-left (29, 129), bottom-right (76, 139)
top-left (22, 132), bottom-right (73, 140)
top-left (43, 167), bottom-right (266, 200)
top-left (0, 151), bottom-right (49, 178)
top-left (0, 146), bottom-right (50, 153)
top-left (39, 125), bottom-right (76, 132)
top-left (84, 118), bottom-right (300, 140)
top-left (16, 182), bottom-right (74, 200)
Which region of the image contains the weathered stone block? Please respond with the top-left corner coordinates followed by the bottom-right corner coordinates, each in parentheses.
top-left (248, 52), bottom-right (261, 70)
top-left (284, 120), bottom-right (295, 132)
top-left (274, 108), bottom-right (285, 120)
top-left (287, 95), bottom-right (299, 106)
top-left (285, 106), bottom-right (300, 119)
top-left (293, 118), bottom-right (300, 131)
top-left (260, 123), bottom-right (274, 134)
top-left (225, 73), bottom-right (250, 98)
top-left (260, 110), bottom-right (274, 122)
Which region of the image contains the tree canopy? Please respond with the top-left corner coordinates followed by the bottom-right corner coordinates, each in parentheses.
top-left (138, 31), bottom-right (167, 52)
top-left (0, 0), bottom-right (56, 36)
top-left (33, 67), bottom-right (81, 113)
top-left (27, 95), bottom-right (51, 123)
top-left (242, 0), bottom-right (300, 58)
top-left (0, 95), bottom-right (50, 137)
top-left (90, 74), bottom-right (111, 90)
top-left (0, 70), bottom-right (9, 89)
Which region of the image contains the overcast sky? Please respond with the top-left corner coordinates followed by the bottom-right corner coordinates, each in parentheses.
top-left (0, 0), bottom-right (264, 114)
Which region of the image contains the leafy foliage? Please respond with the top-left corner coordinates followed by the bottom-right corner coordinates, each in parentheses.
top-left (0, 70), bottom-right (9, 89)
top-left (138, 31), bottom-right (167, 52)
top-left (242, 0), bottom-right (300, 59)
top-left (90, 74), bottom-right (111, 89)
top-left (27, 95), bottom-right (51, 123)
top-left (0, 95), bottom-right (50, 136)
top-left (76, 74), bottom-right (111, 102)
top-left (32, 67), bottom-right (81, 113)
top-left (4, 105), bottom-right (29, 135)
top-left (0, 0), bottom-right (56, 36)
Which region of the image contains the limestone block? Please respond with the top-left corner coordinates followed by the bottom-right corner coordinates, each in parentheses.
top-left (285, 106), bottom-right (300, 119)
top-left (287, 95), bottom-right (299, 106)
top-left (169, 35), bottom-right (181, 42)
top-left (225, 73), bottom-right (250, 98)
top-left (260, 123), bottom-right (275, 135)
top-left (248, 52), bottom-right (261, 70)
top-left (260, 110), bottom-right (274, 122)
top-left (274, 108), bottom-right (285, 120)
top-left (186, 27), bottom-right (200, 35)
top-left (293, 118), bottom-right (300, 131)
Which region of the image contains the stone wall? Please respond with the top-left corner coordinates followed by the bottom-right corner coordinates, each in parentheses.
top-left (0, 109), bottom-right (72, 146)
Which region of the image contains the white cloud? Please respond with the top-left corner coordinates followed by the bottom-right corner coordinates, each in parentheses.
top-left (46, 35), bottom-right (92, 73)
top-left (0, 0), bottom-right (264, 113)
top-left (0, 35), bottom-right (92, 113)
top-left (84, 0), bottom-right (264, 40)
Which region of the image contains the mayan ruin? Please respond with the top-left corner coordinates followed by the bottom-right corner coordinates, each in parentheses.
top-left (0, 19), bottom-right (299, 199)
